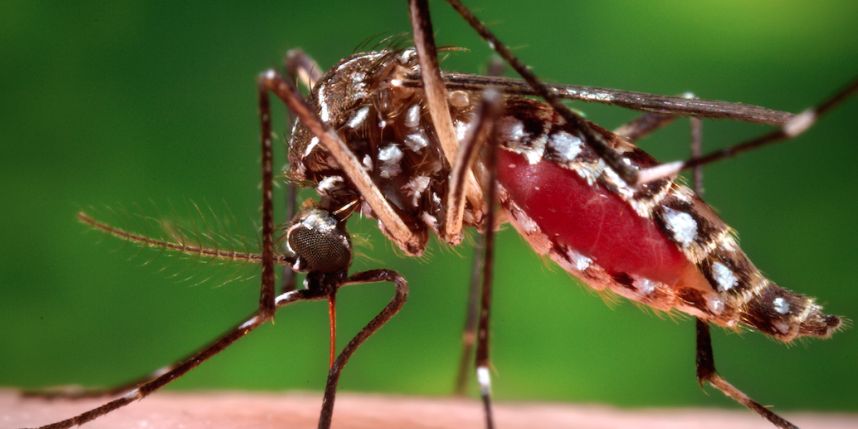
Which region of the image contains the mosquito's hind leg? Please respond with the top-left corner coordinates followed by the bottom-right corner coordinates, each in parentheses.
top-left (454, 233), bottom-right (483, 395)
top-left (688, 118), bottom-right (797, 429)
top-left (695, 320), bottom-right (798, 429)
top-left (639, 78), bottom-right (858, 183)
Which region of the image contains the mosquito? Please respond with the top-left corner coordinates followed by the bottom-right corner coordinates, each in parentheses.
top-left (20, 1), bottom-right (856, 428)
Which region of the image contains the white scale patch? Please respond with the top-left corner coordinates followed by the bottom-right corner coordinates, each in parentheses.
top-left (635, 277), bottom-right (656, 295)
top-left (318, 85), bottom-right (330, 122)
top-left (316, 175), bottom-right (344, 195)
top-left (575, 159), bottom-right (606, 186)
top-left (706, 295), bottom-right (725, 315)
top-left (511, 205), bottom-right (539, 234)
top-left (275, 290), bottom-right (300, 305)
top-left (566, 248), bottom-right (592, 271)
top-left (350, 71), bottom-right (368, 100)
top-left (477, 366), bottom-right (492, 395)
top-left (565, 88), bottom-right (614, 102)
top-left (347, 106), bottom-right (370, 129)
top-left (602, 166), bottom-right (634, 200)
top-left (303, 136), bottom-right (319, 159)
top-left (711, 261), bottom-right (738, 292)
top-left (361, 154), bottom-right (373, 171)
top-left (773, 296), bottom-right (791, 314)
top-left (420, 212), bottom-right (438, 230)
top-left (719, 234), bottom-right (739, 252)
top-left (301, 210), bottom-right (337, 233)
top-left (548, 131), bottom-right (583, 161)
top-left (402, 175), bottom-right (430, 207)
top-left (500, 117), bottom-right (526, 141)
top-left (404, 132), bottom-right (429, 152)
top-left (525, 138), bottom-right (549, 164)
top-left (455, 119), bottom-right (472, 143)
top-left (405, 104), bottom-right (421, 128)
top-left (662, 207), bottom-right (698, 247)
top-left (399, 48), bottom-right (416, 63)
top-left (122, 388), bottom-right (141, 400)
top-left (378, 144), bottom-right (404, 178)
top-left (239, 315), bottom-right (258, 330)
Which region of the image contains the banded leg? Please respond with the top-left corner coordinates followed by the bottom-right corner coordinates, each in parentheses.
top-left (317, 269), bottom-right (409, 429)
top-left (454, 232), bottom-right (483, 395)
top-left (439, 90), bottom-right (503, 419)
top-left (22, 68), bottom-right (285, 402)
top-left (689, 118), bottom-right (797, 429)
top-left (408, 0), bottom-right (484, 238)
top-left (454, 57), bottom-right (504, 396)
top-left (24, 289), bottom-right (326, 429)
top-left (638, 77), bottom-right (858, 183)
top-left (474, 92), bottom-right (502, 429)
top-left (422, 72), bottom-right (793, 125)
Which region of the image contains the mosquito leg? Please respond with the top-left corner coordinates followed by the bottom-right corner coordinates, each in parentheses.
top-left (285, 48), bottom-right (323, 91)
top-left (317, 269), bottom-right (409, 429)
top-left (445, 90), bottom-right (500, 394)
top-left (471, 93), bottom-right (503, 429)
top-left (686, 118), bottom-right (797, 429)
top-left (615, 112), bottom-right (678, 142)
top-left (423, 73), bottom-right (793, 125)
top-left (23, 70), bottom-right (290, 402)
top-left (256, 66), bottom-right (281, 317)
top-left (695, 319), bottom-right (798, 428)
top-left (408, 0), bottom-right (484, 218)
top-left (690, 117), bottom-right (704, 193)
top-left (638, 77), bottom-right (858, 183)
top-left (279, 51), bottom-right (322, 293)
top-left (444, 90), bottom-right (502, 242)
top-left (258, 70), bottom-right (423, 254)
top-left (24, 289), bottom-right (324, 429)
top-left (454, 232), bottom-right (483, 395)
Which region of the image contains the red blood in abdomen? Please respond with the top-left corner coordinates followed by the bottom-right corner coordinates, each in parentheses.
top-left (496, 149), bottom-right (688, 285)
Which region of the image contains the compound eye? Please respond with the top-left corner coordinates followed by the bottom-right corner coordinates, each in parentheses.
top-left (286, 209), bottom-right (351, 273)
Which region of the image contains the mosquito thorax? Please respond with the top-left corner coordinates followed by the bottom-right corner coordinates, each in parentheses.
top-left (286, 48), bottom-right (481, 252)
top-left (286, 209), bottom-right (351, 273)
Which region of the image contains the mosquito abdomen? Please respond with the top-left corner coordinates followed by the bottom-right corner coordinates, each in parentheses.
top-left (494, 105), bottom-right (842, 342)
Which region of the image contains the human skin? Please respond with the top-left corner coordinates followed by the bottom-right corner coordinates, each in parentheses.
top-left (3, 390), bottom-right (856, 429)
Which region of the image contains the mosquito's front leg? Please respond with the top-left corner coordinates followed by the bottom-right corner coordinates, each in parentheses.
top-left (409, 0), bottom-right (484, 235)
top-left (279, 49), bottom-right (323, 293)
top-left (23, 289), bottom-right (323, 429)
top-left (316, 269), bottom-right (409, 429)
top-left (285, 48), bottom-right (323, 91)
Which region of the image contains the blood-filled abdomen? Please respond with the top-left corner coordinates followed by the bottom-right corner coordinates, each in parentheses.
top-left (496, 148), bottom-right (691, 286)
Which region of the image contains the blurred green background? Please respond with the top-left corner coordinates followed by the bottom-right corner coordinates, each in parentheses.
top-left (2, 0), bottom-right (857, 414)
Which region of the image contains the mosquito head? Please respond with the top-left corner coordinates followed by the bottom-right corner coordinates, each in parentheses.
top-left (286, 208), bottom-right (352, 274)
